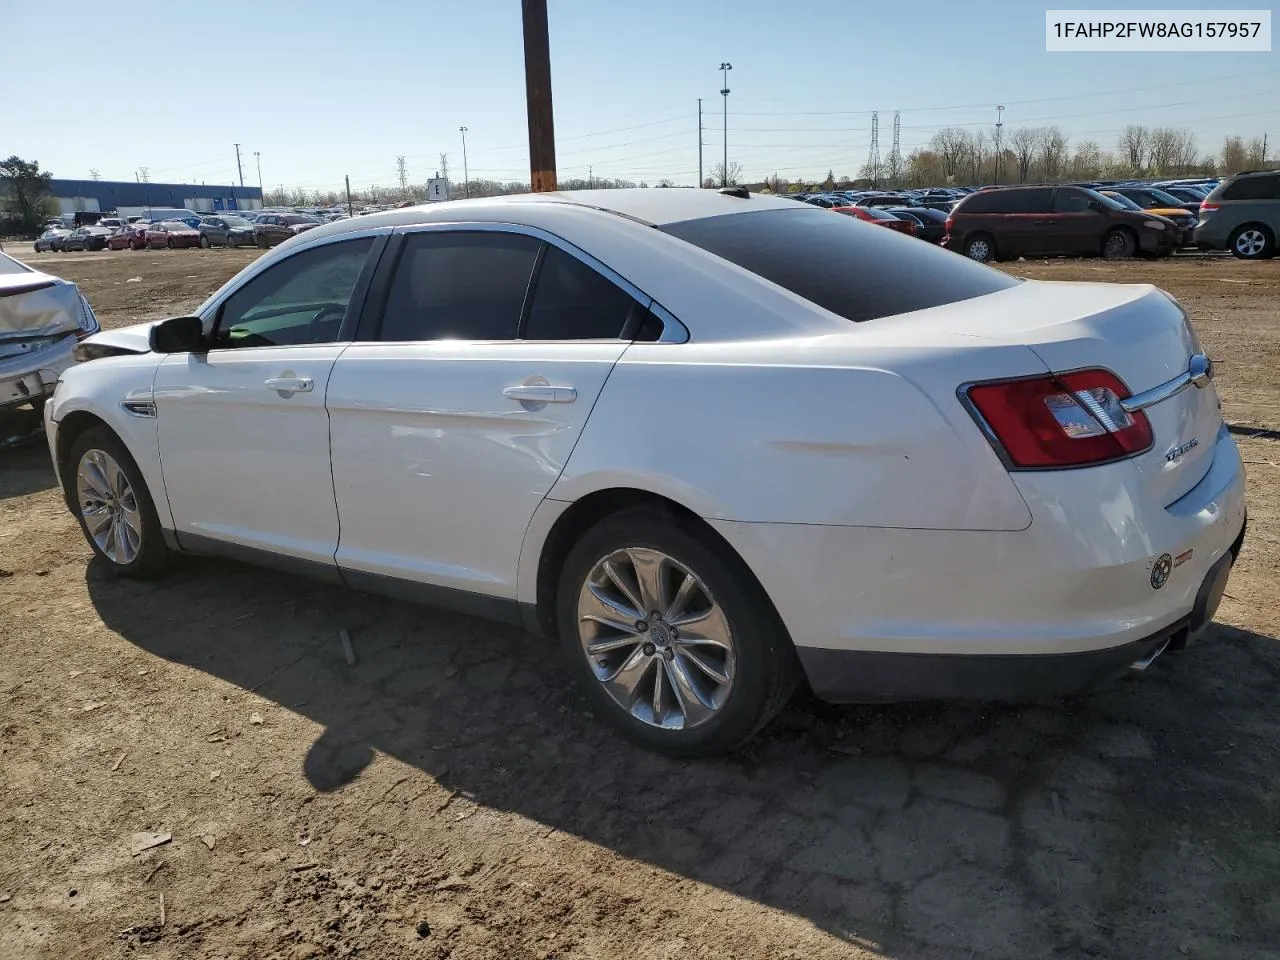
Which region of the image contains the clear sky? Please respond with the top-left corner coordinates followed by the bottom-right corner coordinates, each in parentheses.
top-left (5, 0), bottom-right (1278, 190)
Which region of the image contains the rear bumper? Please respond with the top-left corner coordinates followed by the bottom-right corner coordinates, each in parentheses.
top-left (0, 338), bottom-right (76, 410)
top-left (710, 425), bottom-right (1247, 701)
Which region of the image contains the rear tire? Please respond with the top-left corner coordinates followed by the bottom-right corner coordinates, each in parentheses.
top-left (964, 233), bottom-right (996, 262)
top-left (1102, 228), bottom-right (1136, 260)
top-left (555, 505), bottom-right (797, 757)
top-left (166, 238), bottom-right (174, 249)
top-left (1229, 224), bottom-right (1275, 260)
top-left (65, 427), bottom-right (174, 580)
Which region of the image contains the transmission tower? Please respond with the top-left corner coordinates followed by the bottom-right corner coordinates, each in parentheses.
top-left (396, 156), bottom-right (408, 194)
top-left (887, 111), bottom-right (901, 185)
top-left (438, 153), bottom-right (450, 183)
top-left (866, 112), bottom-right (881, 188)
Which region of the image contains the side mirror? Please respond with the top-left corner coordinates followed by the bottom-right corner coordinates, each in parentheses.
top-left (149, 315), bottom-right (207, 354)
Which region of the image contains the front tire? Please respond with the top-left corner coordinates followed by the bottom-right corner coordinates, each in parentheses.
top-left (199, 234), bottom-right (211, 248)
top-left (964, 233), bottom-right (995, 262)
top-left (1229, 224), bottom-right (1275, 260)
top-left (556, 506), bottom-right (797, 757)
top-left (66, 427), bottom-right (173, 579)
top-left (1102, 228), bottom-right (1136, 260)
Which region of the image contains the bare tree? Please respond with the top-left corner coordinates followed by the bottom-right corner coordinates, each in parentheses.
top-left (1247, 135), bottom-right (1268, 168)
top-left (710, 161), bottom-right (743, 187)
top-left (1009, 127), bottom-right (1040, 182)
top-left (904, 149), bottom-right (944, 187)
top-left (1220, 136), bottom-right (1249, 175)
top-left (1117, 125), bottom-right (1149, 175)
top-left (1039, 126), bottom-right (1069, 180)
top-left (930, 127), bottom-right (970, 180)
top-left (1069, 140), bottom-right (1104, 180)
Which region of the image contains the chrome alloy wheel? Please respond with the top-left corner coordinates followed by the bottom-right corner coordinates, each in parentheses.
top-left (577, 547), bottom-right (736, 730)
top-left (76, 449), bottom-right (142, 564)
top-left (966, 238), bottom-right (991, 261)
top-left (1235, 228), bottom-right (1267, 257)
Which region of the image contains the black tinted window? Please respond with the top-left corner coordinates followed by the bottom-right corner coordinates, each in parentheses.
top-left (660, 207), bottom-right (1017, 324)
top-left (523, 246), bottom-right (635, 340)
top-left (215, 237), bottom-right (374, 348)
top-left (1054, 189), bottom-right (1096, 213)
top-left (380, 231), bottom-right (539, 341)
top-left (1222, 175), bottom-right (1280, 201)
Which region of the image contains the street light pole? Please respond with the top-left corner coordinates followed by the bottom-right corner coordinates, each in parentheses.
top-left (459, 126), bottom-right (470, 198)
top-left (994, 105), bottom-right (1004, 184)
top-left (719, 62), bottom-right (733, 186)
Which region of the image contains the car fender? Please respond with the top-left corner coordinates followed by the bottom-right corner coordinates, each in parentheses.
top-left (46, 354), bottom-right (172, 528)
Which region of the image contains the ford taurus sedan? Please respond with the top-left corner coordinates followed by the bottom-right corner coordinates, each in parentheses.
top-left (45, 189), bottom-right (1246, 756)
top-left (144, 220), bottom-right (201, 249)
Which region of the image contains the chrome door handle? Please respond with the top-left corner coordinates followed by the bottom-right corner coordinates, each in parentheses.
top-left (503, 384), bottom-right (577, 404)
top-left (264, 376), bottom-right (313, 395)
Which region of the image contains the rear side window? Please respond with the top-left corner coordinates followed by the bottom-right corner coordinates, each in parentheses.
top-left (1054, 189), bottom-right (1095, 213)
top-left (660, 207), bottom-right (1017, 324)
top-left (960, 190), bottom-right (1022, 213)
top-left (380, 231), bottom-right (540, 341)
top-left (1221, 175), bottom-right (1280, 201)
top-left (522, 246), bottom-right (636, 340)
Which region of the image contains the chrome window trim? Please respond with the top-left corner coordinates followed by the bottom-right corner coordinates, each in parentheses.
top-left (393, 220), bottom-right (690, 344)
top-left (196, 225), bottom-right (396, 324)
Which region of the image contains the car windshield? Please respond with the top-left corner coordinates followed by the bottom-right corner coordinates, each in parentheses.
top-left (1102, 192), bottom-right (1143, 211)
top-left (1085, 189), bottom-right (1128, 211)
top-left (659, 206), bottom-right (1017, 324)
top-left (283, 215), bottom-right (318, 225)
top-left (159, 220), bottom-right (189, 231)
top-left (222, 216), bottom-right (252, 227)
top-left (864, 208), bottom-right (900, 220)
top-left (1147, 188), bottom-right (1188, 205)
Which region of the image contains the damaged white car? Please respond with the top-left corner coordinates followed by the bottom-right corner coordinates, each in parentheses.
top-left (0, 250), bottom-right (100, 418)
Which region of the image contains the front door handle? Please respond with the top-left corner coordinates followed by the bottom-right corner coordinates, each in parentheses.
top-left (264, 376), bottom-right (313, 395)
top-left (503, 383), bottom-right (577, 404)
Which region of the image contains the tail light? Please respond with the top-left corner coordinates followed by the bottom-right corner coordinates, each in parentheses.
top-left (944, 216), bottom-right (954, 233)
top-left (1199, 201), bottom-right (1219, 213)
top-left (964, 369), bottom-right (1152, 469)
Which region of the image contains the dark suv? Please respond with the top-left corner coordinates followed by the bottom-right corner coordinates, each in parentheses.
top-left (944, 185), bottom-right (1179, 262)
top-left (1193, 169), bottom-right (1280, 260)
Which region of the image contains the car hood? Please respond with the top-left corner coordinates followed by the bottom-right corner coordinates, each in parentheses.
top-left (78, 319), bottom-right (159, 355)
top-left (0, 272), bottom-right (85, 339)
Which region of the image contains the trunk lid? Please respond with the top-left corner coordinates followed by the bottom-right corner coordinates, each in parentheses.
top-left (896, 279), bottom-right (1219, 505)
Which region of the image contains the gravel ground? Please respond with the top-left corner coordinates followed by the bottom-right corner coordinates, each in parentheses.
top-left (1, 245), bottom-right (1278, 960)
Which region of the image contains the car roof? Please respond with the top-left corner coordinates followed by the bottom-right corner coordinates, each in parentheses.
top-left (301, 188), bottom-right (801, 243)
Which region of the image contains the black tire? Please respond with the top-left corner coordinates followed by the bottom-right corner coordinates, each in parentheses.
top-left (199, 234), bottom-right (211, 248)
top-left (1102, 228), bottom-right (1136, 260)
top-left (65, 426), bottom-right (174, 579)
top-left (555, 505), bottom-right (798, 757)
top-left (166, 238), bottom-right (175, 250)
top-left (1228, 223), bottom-right (1275, 260)
top-left (227, 234), bottom-right (238, 249)
top-left (964, 233), bottom-right (996, 262)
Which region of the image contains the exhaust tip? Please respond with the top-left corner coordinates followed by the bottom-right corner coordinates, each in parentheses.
top-left (1129, 638), bottom-right (1172, 672)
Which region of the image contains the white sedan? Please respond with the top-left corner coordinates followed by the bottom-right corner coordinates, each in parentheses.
top-left (45, 189), bottom-right (1247, 756)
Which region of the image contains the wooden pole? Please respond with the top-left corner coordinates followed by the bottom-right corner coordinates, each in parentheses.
top-left (522, 0), bottom-right (557, 192)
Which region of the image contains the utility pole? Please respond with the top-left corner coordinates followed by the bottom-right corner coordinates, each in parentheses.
top-left (867, 112), bottom-right (881, 188)
top-left (994, 105), bottom-right (1005, 184)
top-left (139, 166), bottom-right (149, 183)
top-left (588, 165), bottom-right (593, 188)
top-left (254, 151), bottom-right (263, 194)
top-left (234, 143), bottom-right (244, 187)
top-left (719, 62), bottom-right (733, 186)
top-left (1263, 132), bottom-right (1270, 163)
top-left (345, 175), bottom-right (353, 217)
top-left (697, 98), bottom-right (704, 188)
top-left (89, 169), bottom-right (100, 181)
top-left (397, 156), bottom-right (408, 195)
top-left (522, 0), bottom-right (557, 191)
top-left (459, 126), bottom-right (470, 198)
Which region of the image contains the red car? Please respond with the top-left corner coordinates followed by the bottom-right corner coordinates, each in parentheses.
top-left (832, 205), bottom-right (917, 237)
top-left (144, 220), bottom-right (202, 249)
top-left (107, 223), bottom-right (149, 250)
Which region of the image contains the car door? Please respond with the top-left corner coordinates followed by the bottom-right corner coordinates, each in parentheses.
top-left (1049, 187), bottom-right (1108, 255)
top-left (152, 233), bottom-right (382, 574)
top-left (326, 225), bottom-right (643, 607)
top-left (1002, 187), bottom-right (1057, 255)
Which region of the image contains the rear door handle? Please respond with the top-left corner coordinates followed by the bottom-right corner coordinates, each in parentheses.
top-left (503, 384), bottom-right (577, 404)
top-left (264, 376), bottom-right (313, 395)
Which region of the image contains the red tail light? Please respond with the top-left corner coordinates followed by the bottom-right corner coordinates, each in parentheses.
top-left (1199, 201), bottom-right (1220, 213)
top-left (944, 216), bottom-right (954, 233)
top-left (964, 369), bottom-right (1152, 469)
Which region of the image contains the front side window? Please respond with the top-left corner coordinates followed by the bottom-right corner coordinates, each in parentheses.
top-left (522, 245), bottom-right (636, 340)
top-left (379, 231), bottom-right (540, 341)
top-left (212, 237), bottom-right (375, 348)
top-left (1054, 189), bottom-right (1095, 213)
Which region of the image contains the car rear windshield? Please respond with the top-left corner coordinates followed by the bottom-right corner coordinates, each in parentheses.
top-left (659, 207), bottom-right (1017, 323)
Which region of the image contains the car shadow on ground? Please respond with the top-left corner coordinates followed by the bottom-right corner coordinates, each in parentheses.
top-left (87, 556), bottom-right (1280, 958)
top-left (0, 417), bottom-right (57, 500)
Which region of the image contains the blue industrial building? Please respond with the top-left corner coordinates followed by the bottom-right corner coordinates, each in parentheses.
top-left (50, 178), bottom-right (263, 217)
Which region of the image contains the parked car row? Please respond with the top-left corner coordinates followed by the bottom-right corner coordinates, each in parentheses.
top-left (33, 209), bottom-right (330, 254)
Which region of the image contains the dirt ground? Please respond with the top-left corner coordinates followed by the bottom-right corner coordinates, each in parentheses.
top-left (2, 246), bottom-right (1279, 960)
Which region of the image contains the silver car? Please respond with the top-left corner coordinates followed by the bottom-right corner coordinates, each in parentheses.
top-left (0, 251), bottom-right (100, 415)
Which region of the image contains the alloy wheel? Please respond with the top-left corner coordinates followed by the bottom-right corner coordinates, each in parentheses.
top-left (576, 547), bottom-right (736, 730)
top-left (76, 449), bottom-right (142, 564)
top-left (967, 239), bottom-right (990, 261)
top-left (1236, 229), bottom-right (1267, 257)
